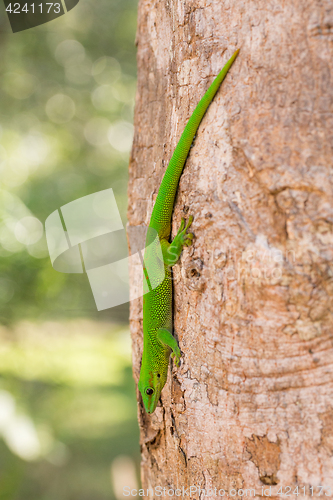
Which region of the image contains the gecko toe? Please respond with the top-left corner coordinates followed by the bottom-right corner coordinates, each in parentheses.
top-left (185, 215), bottom-right (194, 231)
top-left (182, 232), bottom-right (194, 246)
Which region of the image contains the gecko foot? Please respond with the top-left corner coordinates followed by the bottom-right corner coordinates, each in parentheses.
top-left (177, 215), bottom-right (194, 247)
top-left (171, 348), bottom-right (181, 367)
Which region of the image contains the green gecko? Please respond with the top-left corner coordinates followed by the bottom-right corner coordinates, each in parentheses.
top-left (138, 49), bottom-right (239, 414)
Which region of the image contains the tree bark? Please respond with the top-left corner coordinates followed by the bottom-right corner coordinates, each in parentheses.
top-left (128, 0), bottom-right (333, 496)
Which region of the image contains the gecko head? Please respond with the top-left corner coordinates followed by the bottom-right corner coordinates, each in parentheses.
top-left (138, 370), bottom-right (163, 414)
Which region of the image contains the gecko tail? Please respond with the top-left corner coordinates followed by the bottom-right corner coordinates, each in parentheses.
top-left (149, 48), bottom-right (240, 238)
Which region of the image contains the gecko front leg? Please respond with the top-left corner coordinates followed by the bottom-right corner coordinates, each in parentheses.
top-left (157, 328), bottom-right (181, 366)
top-left (162, 216), bottom-right (194, 267)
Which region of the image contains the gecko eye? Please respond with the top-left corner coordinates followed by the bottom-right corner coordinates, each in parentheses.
top-left (157, 374), bottom-right (160, 378)
top-left (146, 388), bottom-right (154, 396)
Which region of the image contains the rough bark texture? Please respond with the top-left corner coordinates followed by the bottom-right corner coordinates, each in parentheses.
top-left (128, 0), bottom-right (333, 496)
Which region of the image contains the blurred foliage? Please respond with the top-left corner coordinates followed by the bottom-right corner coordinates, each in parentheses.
top-left (0, 0), bottom-right (140, 498)
top-left (0, 321), bottom-right (140, 500)
top-left (0, 0), bottom-right (137, 324)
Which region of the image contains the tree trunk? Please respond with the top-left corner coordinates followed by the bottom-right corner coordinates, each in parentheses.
top-left (128, 0), bottom-right (333, 496)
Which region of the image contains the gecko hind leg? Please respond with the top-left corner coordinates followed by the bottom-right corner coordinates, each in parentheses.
top-left (162, 216), bottom-right (194, 267)
top-left (157, 328), bottom-right (181, 366)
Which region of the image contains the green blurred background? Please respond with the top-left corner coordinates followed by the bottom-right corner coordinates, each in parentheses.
top-left (0, 0), bottom-right (140, 498)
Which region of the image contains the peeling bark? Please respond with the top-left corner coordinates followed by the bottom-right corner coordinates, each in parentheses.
top-left (128, 0), bottom-right (333, 496)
